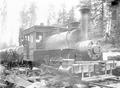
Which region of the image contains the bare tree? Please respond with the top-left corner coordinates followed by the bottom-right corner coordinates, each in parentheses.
top-left (57, 4), bottom-right (68, 27)
top-left (20, 7), bottom-right (29, 29)
top-left (20, 2), bottom-right (37, 29)
top-left (0, 0), bottom-right (7, 33)
top-left (29, 2), bottom-right (37, 27)
top-left (47, 4), bottom-right (76, 27)
top-left (56, 5), bottom-right (76, 27)
top-left (19, 27), bottom-right (24, 45)
top-left (67, 7), bottom-right (76, 27)
top-left (47, 5), bottom-right (56, 25)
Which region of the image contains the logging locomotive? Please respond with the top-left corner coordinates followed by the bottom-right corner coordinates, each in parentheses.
top-left (0, 6), bottom-right (103, 67)
top-left (0, 4), bottom-right (119, 88)
top-left (21, 6), bottom-right (103, 66)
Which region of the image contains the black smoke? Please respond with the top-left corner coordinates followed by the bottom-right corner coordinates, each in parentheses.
top-left (111, 0), bottom-right (120, 6)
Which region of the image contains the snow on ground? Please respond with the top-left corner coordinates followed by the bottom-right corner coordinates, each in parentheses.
top-left (103, 51), bottom-right (120, 67)
top-left (107, 83), bottom-right (120, 88)
top-left (103, 51), bottom-right (120, 60)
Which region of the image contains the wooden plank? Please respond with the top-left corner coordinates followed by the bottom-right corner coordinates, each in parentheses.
top-left (6, 75), bottom-right (32, 87)
top-left (89, 82), bottom-right (116, 88)
top-left (82, 75), bottom-right (116, 82)
top-left (0, 83), bottom-right (6, 87)
top-left (106, 83), bottom-right (120, 88)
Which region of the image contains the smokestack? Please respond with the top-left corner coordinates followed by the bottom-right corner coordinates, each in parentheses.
top-left (79, 6), bottom-right (90, 40)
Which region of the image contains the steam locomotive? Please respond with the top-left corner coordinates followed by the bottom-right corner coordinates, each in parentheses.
top-left (0, 6), bottom-right (103, 67)
top-left (31, 7), bottom-right (103, 65)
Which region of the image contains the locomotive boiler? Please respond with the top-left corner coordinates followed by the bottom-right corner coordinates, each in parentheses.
top-left (44, 6), bottom-right (90, 50)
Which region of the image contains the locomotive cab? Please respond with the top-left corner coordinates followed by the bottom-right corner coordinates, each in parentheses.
top-left (22, 26), bottom-right (64, 61)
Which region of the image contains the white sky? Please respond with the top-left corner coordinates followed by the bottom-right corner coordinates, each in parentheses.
top-left (0, 0), bottom-right (80, 48)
